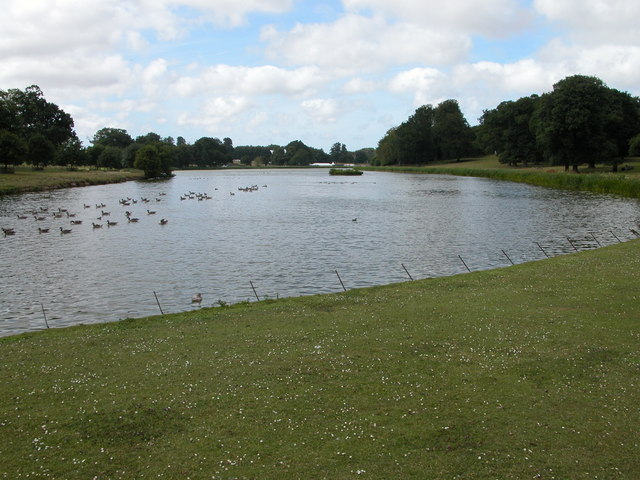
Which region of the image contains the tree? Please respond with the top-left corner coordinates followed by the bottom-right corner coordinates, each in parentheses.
top-left (55, 136), bottom-right (86, 169)
top-left (134, 144), bottom-right (173, 178)
top-left (479, 96), bottom-right (541, 166)
top-left (27, 133), bottom-right (55, 169)
top-left (531, 75), bottom-right (613, 172)
top-left (433, 99), bottom-right (474, 161)
top-left (605, 89), bottom-right (640, 171)
top-left (1, 85), bottom-right (74, 148)
top-left (193, 137), bottom-right (227, 167)
top-left (135, 132), bottom-right (162, 145)
top-left (0, 130), bottom-right (27, 172)
top-left (97, 146), bottom-right (123, 169)
top-left (92, 128), bottom-right (133, 148)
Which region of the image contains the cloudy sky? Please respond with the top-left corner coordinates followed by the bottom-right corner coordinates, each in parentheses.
top-left (1, 0), bottom-right (639, 151)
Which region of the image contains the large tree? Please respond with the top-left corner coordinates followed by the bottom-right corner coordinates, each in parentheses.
top-left (433, 99), bottom-right (474, 161)
top-left (0, 85), bottom-right (74, 148)
top-left (0, 130), bottom-right (27, 172)
top-left (531, 75), bottom-right (614, 172)
top-left (134, 144), bottom-right (173, 178)
top-left (92, 127), bottom-right (133, 149)
top-left (479, 95), bottom-right (542, 166)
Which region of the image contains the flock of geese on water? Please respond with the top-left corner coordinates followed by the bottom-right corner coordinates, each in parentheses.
top-left (2, 184), bottom-right (268, 238)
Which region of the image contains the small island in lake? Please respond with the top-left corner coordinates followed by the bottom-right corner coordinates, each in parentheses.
top-left (329, 168), bottom-right (363, 176)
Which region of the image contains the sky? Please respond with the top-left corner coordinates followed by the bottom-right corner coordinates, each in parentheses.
top-left (1, 0), bottom-right (639, 152)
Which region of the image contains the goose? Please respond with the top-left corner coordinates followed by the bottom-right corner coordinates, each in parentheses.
top-left (107, 220), bottom-right (118, 226)
top-left (127, 217), bottom-right (140, 223)
top-left (17, 214), bottom-right (28, 220)
top-left (34, 215), bottom-right (46, 221)
top-left (147, 209), bottom-right (156, 215)
top-left (70, 220), bottom-right (82, 225)
top-left (101, 210), bottom-right (110, 216)
top-left (159, 218), bottom-right (168, 225)
top-left (2, 227), bottom-right (16, 235)
top-left (83, 204), bottom-right (91, 209)
top-left (38, 227), bottom-right (50, 233)
top-left (191, 293), bottom-right (202, 303)
top-left (53, 212), bottom-right (64, 218)
top-left (59, 227), bottom-right (72, 234)
top-left (66, 212), bottom-right (76, 218)
top-left (352, 218), bottom-right (357, 222)
top-left (92, 223), bottom-right (103, 228)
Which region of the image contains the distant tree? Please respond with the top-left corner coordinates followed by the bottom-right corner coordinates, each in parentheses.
top-left (176, 136), bottom-right (187, 147)
top-left (0, 129), bottom-right (27, 172)
top-left (223, 137), bottom-right (234, 154)
top-left (135, 132), bottom-right (162, 145)
top-left (479, 96), bottom-right (542, 166)
top-left (605, 89), bottom-right (640, 171)
top-left (134, 144), bottom-right (173, 178)
top-left (629, 134), bottom-right (640, 157)
top-left (433, 99), bottom-right (474, 161)
top-left (27, 133), bottom-right (55, 169)
top-left (55, 136), bottom-right (85, 169)
top-left (97, 146), bottom-right (123, 169)
top-left (92, 127), bottom-right (133, 148)
top-left (193, 137), bottom-right (227, 167)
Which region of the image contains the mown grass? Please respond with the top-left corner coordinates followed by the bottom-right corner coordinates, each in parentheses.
top-left (0, 167), bottom-right (145, 195)
top-left (366, 156), bottom-right (640, 198)
top-left (1, 240), bottom-right (639, 479)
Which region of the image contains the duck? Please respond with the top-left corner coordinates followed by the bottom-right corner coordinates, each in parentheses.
top-left (191, 293), bottom-right (202, 303)
top-left (159, 218), bottom-right (168, 225)
top-left (59, 227), bottom-right (72, 234)
top-left (2, 227), bottom-right (16, 235)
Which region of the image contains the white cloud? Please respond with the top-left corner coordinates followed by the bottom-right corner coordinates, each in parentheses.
top-left (261, 14), bottom-right (471, 73)
top-left (534, 0), bottom-right (640, 43)
top-left (177, 96), bottom-right (251, 131)
top-left (344, 0), bottom-right (533, 36)
top-left (342, 77), bottom-right (378, 94)
top-left (172, 64), bottom-right (326, 98)
top-left (301, 99), bottom-right (340, 123)
top-left (389, 68), bottom-right (448, 106)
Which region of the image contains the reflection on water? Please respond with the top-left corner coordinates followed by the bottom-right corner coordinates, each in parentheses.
top-left (1, 169), bottom-right (638, 336)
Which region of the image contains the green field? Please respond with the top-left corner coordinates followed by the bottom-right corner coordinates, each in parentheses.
top-left (0, 167), bottom-right (145, 195)
top-left (1, 239), bottom-right (639, 479)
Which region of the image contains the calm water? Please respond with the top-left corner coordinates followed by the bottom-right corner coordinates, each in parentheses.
top-left (1, 169), bottom-right (639, 337)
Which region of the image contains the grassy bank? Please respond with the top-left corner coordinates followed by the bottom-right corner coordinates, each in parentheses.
top-left (366, 156), bottom-right (640, 198)
top-left (1, 240), bottom-right (639, 479)
top-left (0, 167), bottom-right (145, 195)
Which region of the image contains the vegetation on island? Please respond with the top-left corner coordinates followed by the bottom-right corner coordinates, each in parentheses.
top-left (329, 167), bottom-right (363, 175)
top-left (1, 239), bottom-right (638, 479)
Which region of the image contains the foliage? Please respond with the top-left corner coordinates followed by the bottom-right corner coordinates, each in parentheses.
top-left (376, 101), bottom-right (474, 165)
top-left (0, 129), bottom-right (27, 172)
top-left (478, 95), bottom-right (542, 166)
top-left (329, 168), bottom-right (363, 175)
top-left (630, 134), bottom-right (640, 157)
top-left (27, 133), bottom-right (55, 169)
top-left (0, 241), bottom-right (639, 479)
top-left (134, 144), bottom-right (173, 178)
top-left (92, 127), bottom-right (134, 148)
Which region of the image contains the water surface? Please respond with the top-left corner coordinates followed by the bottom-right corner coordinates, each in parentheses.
top-left (1, 169), bottom-right (638, 336)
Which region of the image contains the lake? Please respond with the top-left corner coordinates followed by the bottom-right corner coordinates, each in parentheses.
top-left (1, 169), bottom-right (639, 337)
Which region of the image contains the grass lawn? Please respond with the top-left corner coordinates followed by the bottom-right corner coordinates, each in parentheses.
top-left (1, 240), bottom-right (639, 479)
top-left (0, 167), bottom-right (145, 195)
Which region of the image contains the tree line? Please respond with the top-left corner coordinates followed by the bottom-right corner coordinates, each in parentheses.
top-left (0, 85), bottom-right (372, 178)
top-left (376, 75), bottom-right (640, 171)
